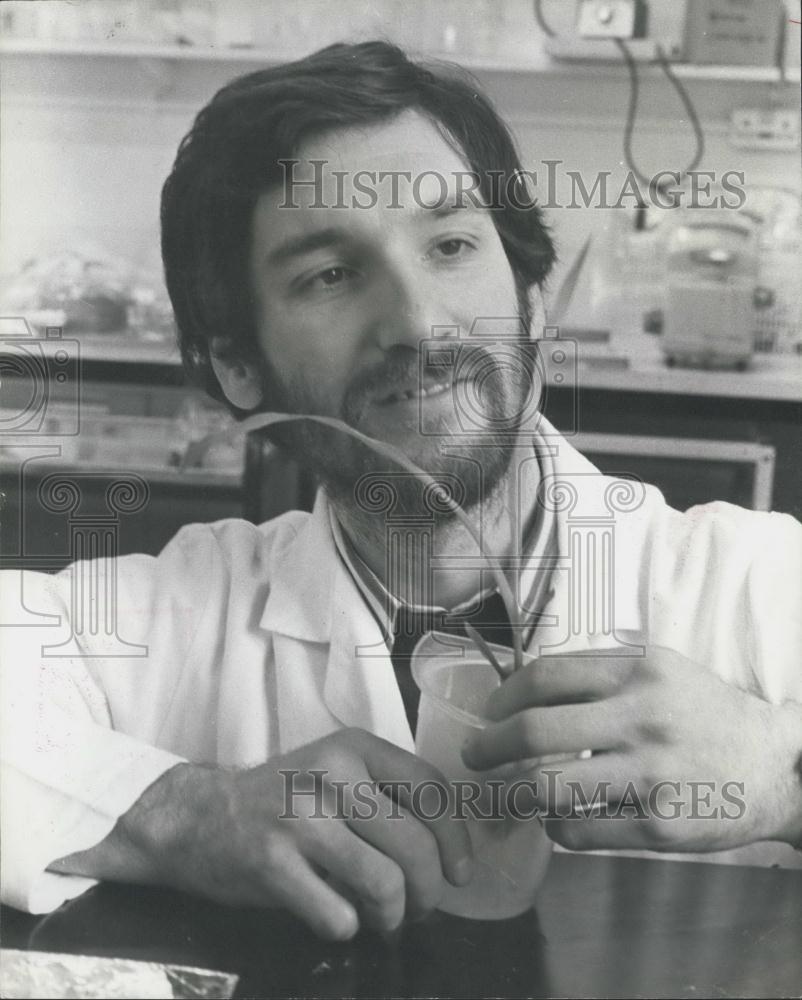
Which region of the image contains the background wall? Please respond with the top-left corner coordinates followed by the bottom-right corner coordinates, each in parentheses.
top-left (2, 0), bottom-right (800, 314)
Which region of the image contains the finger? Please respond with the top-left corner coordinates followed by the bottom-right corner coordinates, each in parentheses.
top-left (535, 754), bottom-right (670, 851)
top-left (341, 782), bottom-right (447, 919)
top-left (523, 753), bottom-right (629, 817)
top-left (462, 700), bottom-right (625, 771)
top-left (259, 842), bottom-right (361, 941)
top-left (352, 731), bottom-right (473, 887)
top-left (544, 813), bottom-right (653, 852)
top-left (304, 816), bottom-right (407, 933)
top-left (485, 654), bottom-right (636, 721)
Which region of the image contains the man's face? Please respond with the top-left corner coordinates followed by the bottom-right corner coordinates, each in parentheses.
top-left (247, 110), bottom-right (534, 506)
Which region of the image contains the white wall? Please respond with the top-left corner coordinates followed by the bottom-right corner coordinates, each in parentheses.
top-left (2, 0), bottom-right (800, 300)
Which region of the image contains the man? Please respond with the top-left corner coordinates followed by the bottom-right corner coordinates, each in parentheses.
top-left (2, 41), bottom-right (801, 942)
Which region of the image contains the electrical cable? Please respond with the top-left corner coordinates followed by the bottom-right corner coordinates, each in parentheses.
top-left (614, 35), bottom-right (648, 205)
top-left (531, 4), bottom-right (707, 228)
top-left (614, 37), bottom-right (706, 198)
top-left (533, 0), bottom-right (556, 39)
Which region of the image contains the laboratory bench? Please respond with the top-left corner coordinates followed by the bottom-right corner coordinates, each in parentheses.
top-left (4, 853), bottom-right (801, 999)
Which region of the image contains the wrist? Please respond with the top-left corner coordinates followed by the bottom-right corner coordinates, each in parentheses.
top-left (116, 761), bottom-right (225, 888)
top-left (49, 761), bottom-right (208, 884)
top-left (771, 702), bottom-right (802, 849)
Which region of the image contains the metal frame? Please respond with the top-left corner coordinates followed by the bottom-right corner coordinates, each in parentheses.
top-left (572, 432), bottom-right (776, 511)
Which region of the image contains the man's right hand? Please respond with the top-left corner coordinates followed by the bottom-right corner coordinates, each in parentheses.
top-left (51, 728), bottom-right (473, 940)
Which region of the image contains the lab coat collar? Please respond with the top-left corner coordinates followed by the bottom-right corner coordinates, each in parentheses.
top-left (259, 490), bottom-right (413, 745)
top-left (259, 490), bottom-right (338, 644)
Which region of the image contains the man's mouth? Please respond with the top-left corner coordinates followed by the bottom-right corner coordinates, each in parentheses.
top-left (377, 376), bottom-right (453, 406)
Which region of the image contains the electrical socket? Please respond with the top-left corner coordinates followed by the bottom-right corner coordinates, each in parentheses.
top-left (547, 0), bottom-right (685, 62)
top-left (576, 0), bottom-right (648, 39)
top-left (730, 108), bottom-right (801, 151)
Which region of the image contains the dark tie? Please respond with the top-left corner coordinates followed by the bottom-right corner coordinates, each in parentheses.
top-left (390, 592), bottom-right (514, 734)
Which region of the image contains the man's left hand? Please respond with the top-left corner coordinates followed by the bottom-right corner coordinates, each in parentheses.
top-left (461, 646), bottom-right (802, 853)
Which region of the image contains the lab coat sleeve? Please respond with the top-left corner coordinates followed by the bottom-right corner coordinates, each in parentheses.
top-left (0, 529), bottom-right (209, 914)
top-left (648, 501), bottom-right (802, 704)
top-left (745, 509), bottom-right (802, 705)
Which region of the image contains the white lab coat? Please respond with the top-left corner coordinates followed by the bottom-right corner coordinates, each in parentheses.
top-left (2, 428), bottom-right (801, 912)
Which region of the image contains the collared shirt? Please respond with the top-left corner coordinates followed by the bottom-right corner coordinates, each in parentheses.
top-left (328, 437), bottom-right (559, 649)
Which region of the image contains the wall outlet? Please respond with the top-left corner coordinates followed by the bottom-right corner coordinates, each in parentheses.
top-left (576, 0), bottom-right (648, 39)
top-left (730, 108), bottom-right (801, 150)
top-left (546, 0), bottom-right (686, 62)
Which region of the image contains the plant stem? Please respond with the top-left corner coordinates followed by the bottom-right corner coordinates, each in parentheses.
top-left (205, 411), bottom-right (525, 674)
top-left (464, 624), bottom-right (511, 681)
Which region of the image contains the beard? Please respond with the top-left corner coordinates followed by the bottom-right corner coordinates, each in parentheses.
top-left (258, 295), bottom-right (537, 521)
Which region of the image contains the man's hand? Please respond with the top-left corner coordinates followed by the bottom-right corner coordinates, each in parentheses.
top-left (461, 646), bottom-right (802, 854)
top-left (53, 728), bottom-right (472, 940)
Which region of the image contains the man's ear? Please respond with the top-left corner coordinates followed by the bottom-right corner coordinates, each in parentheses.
top-left (210, 339), bottom-right (264, 411)
top-left (527, 285), bottom-right (547, 342)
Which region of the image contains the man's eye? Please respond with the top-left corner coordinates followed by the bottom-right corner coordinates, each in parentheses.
top-left (316, 267), bottom-right (348, 287)
top-left (433, 238), bottom-right (473, 258)
top-left (303, 266), bottom-right (352, 292)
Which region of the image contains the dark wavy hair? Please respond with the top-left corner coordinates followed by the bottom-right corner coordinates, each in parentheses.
top-left (161, 40), bottom-right (556, 405)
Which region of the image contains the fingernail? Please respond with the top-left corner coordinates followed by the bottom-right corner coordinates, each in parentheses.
top-left (452, 856), bottom-right (473, 886)
top-left (482, 693), bottom-right (500, 721)
top-left (378, 922), bottom-right (404, 944)
top-left (406, 904), bottom-right (434, 925)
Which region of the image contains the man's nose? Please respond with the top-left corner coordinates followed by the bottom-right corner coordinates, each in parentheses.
top-left (370, 264), bottom-right (453, 353)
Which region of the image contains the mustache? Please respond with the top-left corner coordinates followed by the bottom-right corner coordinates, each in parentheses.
top-left (341, 340), bottom-right (536, 428)
top-left (341, 345), bottom-right (474, 426)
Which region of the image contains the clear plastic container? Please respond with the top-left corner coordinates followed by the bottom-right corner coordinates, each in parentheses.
top-left (412, 632), bottom-right (552, 919)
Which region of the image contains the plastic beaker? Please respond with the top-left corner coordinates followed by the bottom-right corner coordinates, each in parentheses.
top-left (412, 632), bottom-right (552, 919)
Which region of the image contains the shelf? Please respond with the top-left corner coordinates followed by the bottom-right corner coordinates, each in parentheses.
top-left (69, 332), bottom-right (182, 367)
top-left (670, 63), bottom-right (800, 83)
top-left (1, 38), bottom-right (799, 83)
top-left (0, 38), bottom-right (286, 62)
top-left (0, 454), bottom-right (242, 489)
top-left (562, 350), bottom-right (802, 403)
top-left (0, 322), bottom-right (182, 367)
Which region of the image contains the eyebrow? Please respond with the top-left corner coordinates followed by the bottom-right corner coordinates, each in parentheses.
top-left (424, 202), bottom-right (483, 218)
top-left (265, 229), bottom-right (345, 267)
top-left (265, 202), bottom-right (485, 267)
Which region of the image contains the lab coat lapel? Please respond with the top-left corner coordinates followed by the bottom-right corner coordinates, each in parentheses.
top-left (325, 564), bottom-right (415, 752)
top-left (259, 493), bottom-right (415, 752)
top-left (259, 492), bottom-right (334, 644)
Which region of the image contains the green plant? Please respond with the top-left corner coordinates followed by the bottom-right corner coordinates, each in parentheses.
top-left (197, 410), bottom-right (525, 676)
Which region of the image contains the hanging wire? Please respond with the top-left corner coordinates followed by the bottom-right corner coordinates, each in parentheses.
top-left (530, 5), bottom-right (707, 225)
top-left (533, 0), bottom-right (557, 38)
top-left (614, 38), bottom-right (705, 196)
